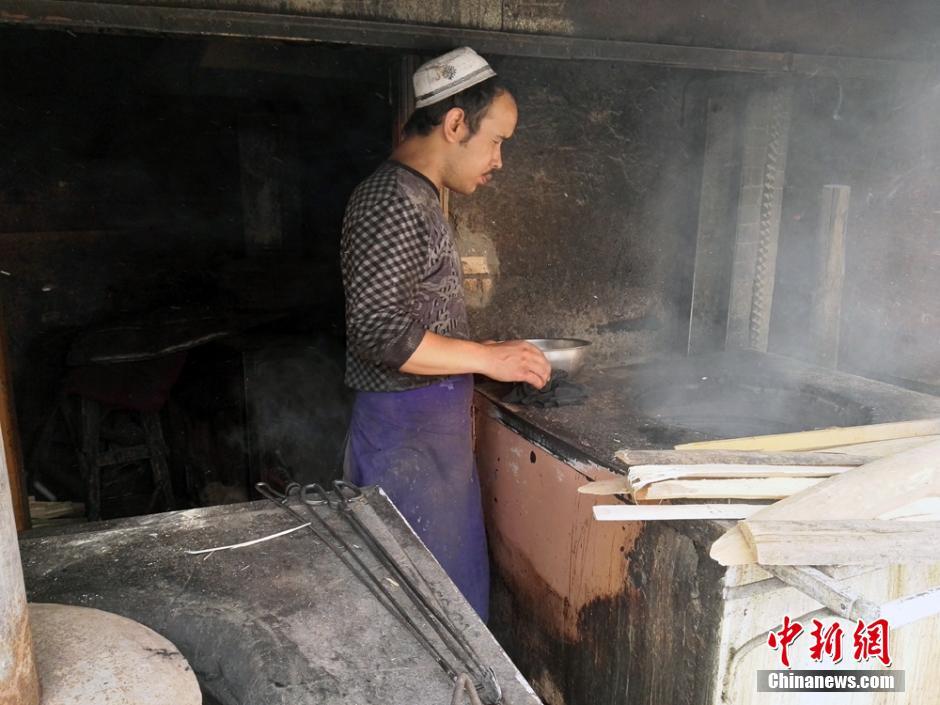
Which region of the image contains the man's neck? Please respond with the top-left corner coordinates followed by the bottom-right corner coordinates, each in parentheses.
top-left (391, 138), bottom-right (445, 192)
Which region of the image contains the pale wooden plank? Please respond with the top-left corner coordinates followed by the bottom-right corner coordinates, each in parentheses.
top-left (740, 519), bottom-right (940, 566)
top-left (820, 434), bottom-right (940, 457)
top-left (675, 417), bottom-right (940, 452)
top-left (615, 448), bottom-right (871, 467)
top-left (877, 497), bottom-right (940, 522)
top-left (627, 463), bottom-right (850, 490)
top-left (880, 585), bottom-right (940, 628)
top-left (593, 504), bottom-right (766, 521)
top-left (810, 184), bottom-right (850, 367)
top-left (710, 438), bottom-right (940, 565)
top-left (637, 477), bottom-right (822, 501)
top-left (578, 479), bottom-right (632, 495)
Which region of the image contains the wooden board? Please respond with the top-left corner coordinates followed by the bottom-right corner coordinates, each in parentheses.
top-left (627, 463), bottom-right (850, 490)
top-left (740, 519), bottom-right (940, 565)
top-left (594, 504), bottom-right (766, 521)
top-left (675, 417), bottom-right (940, 452)
top-left (710, 438), bottom-right (940, 566)
top-left (636, 477), bottom-right (822, 501)
top-left (614, 448), bottom-right (873, 467)
top-left (578, 479), bottom-right (632, 495)
top-left (819, 434), bottom-right (940, 457)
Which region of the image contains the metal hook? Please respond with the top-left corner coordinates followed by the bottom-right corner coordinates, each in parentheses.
top-left (332, 479), bottom-right (364, 506)
top-left (254, 481), bottom-right (300, 505)
top-left (300, 483), bottom-right (333, 507)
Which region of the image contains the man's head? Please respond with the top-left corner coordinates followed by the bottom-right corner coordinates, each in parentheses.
top-left (401, 48), bottom-right (517, 195)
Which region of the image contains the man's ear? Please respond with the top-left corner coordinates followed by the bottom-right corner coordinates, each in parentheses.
top-left (442, 107), bottom-right (467, 144)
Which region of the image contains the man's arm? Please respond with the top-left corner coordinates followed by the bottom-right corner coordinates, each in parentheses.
top-left (400, 331), bottom-right (551, 389)
top-left (343, 193), bottom-right (550, 388)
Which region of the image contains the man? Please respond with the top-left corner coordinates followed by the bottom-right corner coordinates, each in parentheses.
top-left (340, 47), bottom-right (550, 620)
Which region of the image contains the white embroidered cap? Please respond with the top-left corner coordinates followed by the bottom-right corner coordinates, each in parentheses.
top-left (413, 47), bottom-right (497, 109)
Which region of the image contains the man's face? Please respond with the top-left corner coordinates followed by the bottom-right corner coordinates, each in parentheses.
top-left (444, 91), bottom-right (517, 195)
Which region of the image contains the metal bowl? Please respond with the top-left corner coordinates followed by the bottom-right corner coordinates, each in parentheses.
top-left (526, 338), bottom-right (591, 377)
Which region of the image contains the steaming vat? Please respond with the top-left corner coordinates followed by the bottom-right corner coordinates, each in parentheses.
top-left (628, 358), bottom-right (873, 438)
top-left (473, 350), bottom-right (940, 705)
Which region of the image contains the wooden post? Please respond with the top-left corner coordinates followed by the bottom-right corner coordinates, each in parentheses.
top-left (0, 300), bottom-right (29, 532)
top-left (811, 185), bottom-right (850, 368)
top-left (392, 54), bottom-right (419, 149)
top-left (238, 114), bottom-right (283, 252)
top-left (688, 90), bottom-right (740, 355)
top-left (0, 420), bottom-right (40, 705)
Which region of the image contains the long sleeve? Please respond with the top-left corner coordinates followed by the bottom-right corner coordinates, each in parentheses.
top-left (341, 194), bottom-right (429, 369)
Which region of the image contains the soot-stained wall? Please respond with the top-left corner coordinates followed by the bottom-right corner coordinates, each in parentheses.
top-left (453, 57), bottom-right (708, 365)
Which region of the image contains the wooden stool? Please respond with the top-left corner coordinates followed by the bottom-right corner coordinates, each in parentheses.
top-left (75, 397), bottom-right (174, 521)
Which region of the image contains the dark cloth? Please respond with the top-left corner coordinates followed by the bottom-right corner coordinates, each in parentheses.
top-left (502, 370), bottom-right (588, 408)
top-left (341, 161), bottom-right (469, 392)
top-left (343, 374), bottom-right (490, 620)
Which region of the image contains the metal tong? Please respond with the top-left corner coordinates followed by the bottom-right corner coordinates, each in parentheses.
top-left (255, 479), bottom-right (501, 704)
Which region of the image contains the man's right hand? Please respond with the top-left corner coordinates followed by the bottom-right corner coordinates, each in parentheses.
top-left (480, 340), bottom-right (551, 389)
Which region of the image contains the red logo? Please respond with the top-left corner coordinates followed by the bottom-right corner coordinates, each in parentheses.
top-left (768, 616), bottom-right (891, 668)
top-left (767, 616), bottom-right (804, 668)
top-left (809, 619), bottom-right (844, 664)
top-left (853, 619), bottom-right (891, 667)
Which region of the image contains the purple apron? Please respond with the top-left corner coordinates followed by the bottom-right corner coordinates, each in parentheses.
top-left (344, 374), bottom-right (490, 621)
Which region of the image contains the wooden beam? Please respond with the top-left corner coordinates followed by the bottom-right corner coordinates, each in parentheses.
top-left (688, 91), bottom-right (739, 355)
top-left (238, 115), bottom-right (283, 252)
top-left (627, 463), bottom-right (851, 490)
top-left (578, 478), bottom-right (632, 495)
top-left (740, 519), bottom-right (940, 565)
top-left (0, 0), bottom-right (922, 81)
top-left (676, 417), bottom-right (940, 452)
top-left (615, 448), bottom-right (874, 467)
top-left (810, 185), bottom-right (850, 368)
top-left (763, 565), bottom-right (880, 622)
top-left (636, 477), bottom-right (822, 501)
top-left (881, 585), bottom-right (940, 628)
top-left (594, 504), bottom-right (766, 521)
top-left (817, 434), bottom-right (940, 457)
top-left (0, 299), bottom-right (29, 532)
top-left (710, 438), bottom-right (940, 565)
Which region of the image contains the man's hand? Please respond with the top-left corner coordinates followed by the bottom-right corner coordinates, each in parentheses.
top-left (398, 332), bottom-right (551, 388)
top-left (480, 340), bottom-right (551, 389)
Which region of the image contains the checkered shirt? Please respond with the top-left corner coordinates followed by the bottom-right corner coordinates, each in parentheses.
top-left (341, 161), bottom-right (469, 391)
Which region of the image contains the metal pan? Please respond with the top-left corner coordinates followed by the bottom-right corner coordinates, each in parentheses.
top-left (526, 338), bottom-right (591, 376)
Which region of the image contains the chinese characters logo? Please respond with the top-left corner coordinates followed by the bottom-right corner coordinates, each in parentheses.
top-left (767, 617), bottom-right (891, 668)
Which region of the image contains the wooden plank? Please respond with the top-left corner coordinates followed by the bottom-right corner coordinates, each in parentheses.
top-left (627, 463), bottom-right (851, 490)
top-left (614, 448), bottom-right (874, 467)
top-left (594, 504), bottom-right (766, 521)
top-left (676, 417), bottom-right (940, 451)
top-left (578, 478), bottom-right (632, 495)
top-left (881, 585), bottom-right (940, 628)
top-left (0, 299), bottom-right (29, 532)
top-left (688, 92), bottom-right (739, 355)
top-left (710, 439), bottom-right (940, 565)
top-left (819, 434), bottom-right (940, 457)
top-left (763, 565), bottom-right (880, 622)
top-left (740, 519), bottom-right (940, 565)
top-left (0, 0), bottom-right (920, 81)
top-left (636, 477), bottom-right (822, 501)
top-left (238, 115), bottom-right (282, 251)
top-left (878, 497), bottom-right (940, 522)
top-left (810, 185), bottom-right (850, 368)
